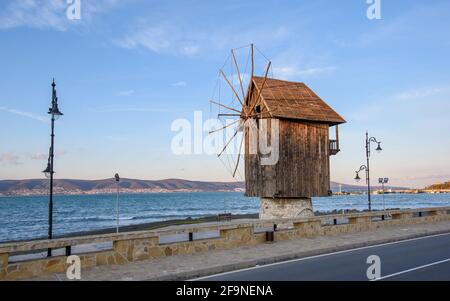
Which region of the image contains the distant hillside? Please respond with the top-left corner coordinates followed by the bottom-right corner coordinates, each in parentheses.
top-left (0, 178), bottom-right (245, 195)
top-left (425, 181), bottom-right (450, 190)
top-left (0, 178), bottom-right (409, 196)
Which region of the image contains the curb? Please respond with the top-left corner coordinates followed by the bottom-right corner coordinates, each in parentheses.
top-left (146, 229), bottom-right (450, 281)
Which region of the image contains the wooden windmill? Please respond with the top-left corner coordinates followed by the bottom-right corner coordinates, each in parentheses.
top-left (210, 45), bottom-right (345, 219)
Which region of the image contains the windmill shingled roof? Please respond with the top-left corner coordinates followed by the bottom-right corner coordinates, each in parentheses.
top-left (252, 76), bottom-right (346, 125)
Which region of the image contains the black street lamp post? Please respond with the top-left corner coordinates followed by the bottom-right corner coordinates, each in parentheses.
top-left (354, 131), bottom-right (382, 211)
top-left (42, 79), bottom-right (63, 257)
top-left (115, 173), bottom-right (120, 233)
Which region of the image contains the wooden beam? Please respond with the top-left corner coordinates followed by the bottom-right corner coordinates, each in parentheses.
top-left (218, 113), bottom-right (241, 117)
top-left (218, 129), bottom-right (239, 157)
top-left (248, 61), bottom-right (271, 114)
top-left (250, 44), bottom-right (254, 81)
top-left (209, 119), bottom-right (240, 134)
top-left (209, 100), bottom-right (241, 113)
top-left (220, 70), bottom-right (244, 107)
top-left (242, 43), bottom-right (254, 117)
top-left (233, 132), bottom-right (244, 177)
top-left (336, 124), bottom-right (340, 150)
top-left (231, 49), bottom-right (246, 102)
top-left (246, 108), bottom-right (276, 119)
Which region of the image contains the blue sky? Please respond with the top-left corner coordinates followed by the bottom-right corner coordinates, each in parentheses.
top-left (0, 0), bottom-right (449, 188)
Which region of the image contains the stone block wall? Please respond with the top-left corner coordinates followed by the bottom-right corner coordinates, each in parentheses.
top-left (260, 198), bottom-right (314, 219)
top-left (0, 207), bottom-right (449, 280)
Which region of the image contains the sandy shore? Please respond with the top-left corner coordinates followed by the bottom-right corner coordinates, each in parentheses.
top-left (56, 209), bottom-right (376, 239)
top-left (53, 213), bottom-right (260, 239)
top-left (4, 208), bottom-right (393, 244)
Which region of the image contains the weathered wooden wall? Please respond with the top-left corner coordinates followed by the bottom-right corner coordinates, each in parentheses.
top-left (245, 118), bottom-right (330, 198)
top-left (243, 79), bottom-right (331, 198)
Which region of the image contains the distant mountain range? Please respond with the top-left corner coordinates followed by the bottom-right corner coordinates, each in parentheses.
top-left (0, 178), bottom-right (409, 196)
top-left (0, 178), bottom-right (245, 195)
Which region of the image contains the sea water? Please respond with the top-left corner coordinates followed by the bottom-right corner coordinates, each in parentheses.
top-left (0, 192), bottom-right (449, 242)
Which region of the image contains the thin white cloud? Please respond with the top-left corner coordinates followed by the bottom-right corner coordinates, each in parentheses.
top-left (115, 20), bottom-right (289, 57)
top-left (30, 149), bottom-right (66, 160)
top-left (30, 153), bottom-right (47, 160)
top-left (349, 102), bottom-right (385, 122)
top-left (180, 45), bottom-right (199, 56)
top-left (0, 106), bottom-right (49, 123)
top-left (0, 0), bottom-right (121, 31)
top-left (117, 90), bottom-right (135, 96)
top-left (56, 149), bottom-right (68, 156)
top-left (91, 107), bottom-right (168, 113)
top-left (0, 0), bottom-right (67, 30)
top-left (394, 174), bottom-right (450, 181)
top-left (105, 135), bottom-right (128, 142)
top-left (350, 83), bottom-right (450, 122)
top-left (397, 86), bottom-right (448, 100)
top-left (115, 108), bottom-right (168, 112)
top-left (230, 73), bottom-right (249, 84)
top-left (0, 152), bottom-right (22, 166)
top-left (273, 66), bottom-right (336, 80)
top-left (171, 81), bottom-right (187, 87)
top-left (335, 2), bottom-right (450, 48)
top-left (115, 23), bottom-right (201, 57)
top-left (217, 73), bottom-right (250, 98)
top-left (209, 26), bottom-right (289, 51)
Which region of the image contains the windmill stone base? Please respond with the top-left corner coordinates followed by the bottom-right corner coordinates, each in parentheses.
top-left (259, 198), bottom-right (314, 220)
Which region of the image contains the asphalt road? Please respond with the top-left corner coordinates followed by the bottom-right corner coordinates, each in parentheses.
top-left (193, 233), bottom-right (450, 281)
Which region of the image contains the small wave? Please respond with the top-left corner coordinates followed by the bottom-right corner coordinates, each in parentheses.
top-left (58, 215), bottom-right (117, 223)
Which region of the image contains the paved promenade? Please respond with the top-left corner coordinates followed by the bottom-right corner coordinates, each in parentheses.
top-left (28, 220), bottom-right (450, 281)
